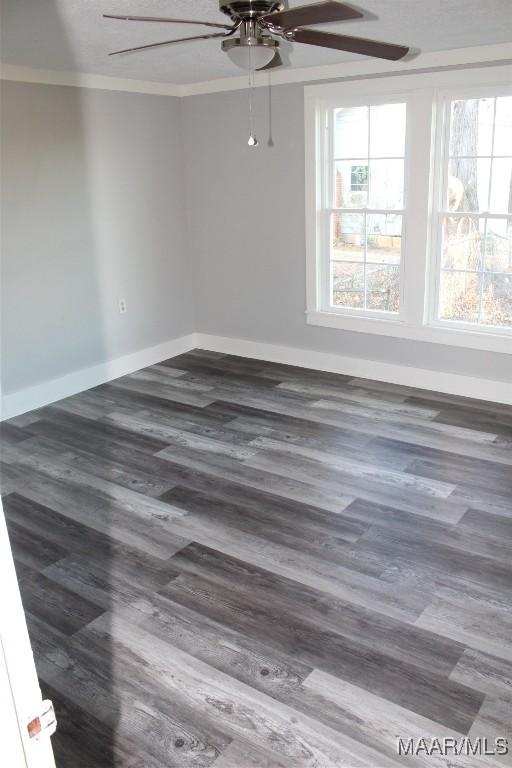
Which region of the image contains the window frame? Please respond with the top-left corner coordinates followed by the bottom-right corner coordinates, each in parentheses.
top-left (316, 92), bottom-right (411, 322)
top-left (427, 84), bottom-right (512, 337)
top-left (305, 67), bottom-right (512, 355)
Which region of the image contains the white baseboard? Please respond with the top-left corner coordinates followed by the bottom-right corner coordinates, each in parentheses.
top-left (2, 330), bottom-right (509, 419)
top-left (196, 333), bottom-right (512, 406)
top-left (0, 333), bottom-right (197, 420)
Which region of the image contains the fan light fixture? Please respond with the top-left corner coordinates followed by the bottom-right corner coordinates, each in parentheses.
top-left (226, 42), bottom-right (275, 70)
top-left (224, 37), bottom-right (277, 70)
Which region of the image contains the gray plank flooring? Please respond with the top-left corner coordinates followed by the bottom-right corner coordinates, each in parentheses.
top-left (1, 349), bottom-right (511, 767)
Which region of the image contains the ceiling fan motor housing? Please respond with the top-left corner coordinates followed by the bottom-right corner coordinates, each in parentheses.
top-left (220, 0), bottom-right (285, 70)
top-left (219, 1), bottom-right (284, 22)
top-left (222, 34), bottom-right (279, 54)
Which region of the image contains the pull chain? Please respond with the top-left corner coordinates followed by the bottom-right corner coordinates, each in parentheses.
top-left (248, 48), bottom-right (258, 147)
top-left (267, 70), bottom-right (274, 147)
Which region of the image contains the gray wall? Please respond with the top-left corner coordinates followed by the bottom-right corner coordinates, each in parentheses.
top-left (1, 81), bottom-right (194, 394)
top-left (182, 84), bottom-right (512, 383)
top-left (1, 79), bottom-right (510, 397)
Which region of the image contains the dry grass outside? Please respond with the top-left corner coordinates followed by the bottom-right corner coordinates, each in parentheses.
top-left (440, 270), bottom-right (512, 327)
top-left (332, 261), bottom-right (400, 313)
top-left (441, 216), bottom-right (512, 326)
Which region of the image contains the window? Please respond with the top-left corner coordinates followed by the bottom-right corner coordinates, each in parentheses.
top-left (305, 70), bottom-right (512, 353)
top-left (328, 102), bottom-right (407, 316)
top-left (434, 95), bottom-right (512, 329)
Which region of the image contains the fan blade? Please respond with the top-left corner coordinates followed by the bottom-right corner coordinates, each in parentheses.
top-left (261, 1), bottom-right (362, 29)
top-left (292, 29), bottom-right (409, 60)
top-left (257, 50), bottom-right (283, 70)
top-left (103, 14), bottom-right (233, 30)
top-left (108, 31), bottom-right (229, 56)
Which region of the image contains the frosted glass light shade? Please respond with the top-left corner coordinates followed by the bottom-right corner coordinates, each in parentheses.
top-left (227, 44), bottom-right (275, 70)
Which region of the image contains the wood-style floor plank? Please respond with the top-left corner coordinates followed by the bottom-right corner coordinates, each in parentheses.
top-left (450, 649), bottom-right (512, 698)
top-left (159, 570), bottom-right (482, 733)
top-left (85, 612), bottom-right (397, 768)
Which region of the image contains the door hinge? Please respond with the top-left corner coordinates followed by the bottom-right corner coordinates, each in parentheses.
top-left (27, 700), bottom-right (57, 740)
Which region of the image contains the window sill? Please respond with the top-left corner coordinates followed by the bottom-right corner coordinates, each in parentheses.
top-left (306, 310), bottom-right (512, 354)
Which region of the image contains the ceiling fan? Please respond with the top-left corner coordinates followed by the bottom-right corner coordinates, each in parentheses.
top-left (104, 1), bottom-right (410, 71)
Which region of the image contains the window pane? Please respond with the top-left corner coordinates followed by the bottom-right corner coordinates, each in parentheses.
top-left (367, 214), bottom-right (402, 264)
top-left (327, 101), bottom-right (406, 317)
top-left (366, 265), bottom-right (400, 312)
top-left (494, 96), bottom-right (512, 156)
top-left (369, 159), bottom-right (404, 209)
top-left (485, 219), bottom-right (512, 272)
top-left (482, 273), bottom-right (512, 327)
top-left (449, 98), bottom-right (494, 157)
top-left (332, 263), bottom-right (364, 308)
top-left (331, 213), bottom-right (364, 261)
top-left (439, 271), bottom-right (481, 323)
top-left (335, 161), bottom-right (368, 208)
top-left (334, 107), bottom-right (368, 158)
top-left (436, 95), bottom-right (512, 331)
top-left (448, 159), bottom-right (490, 212)
top-left (441, 217), bottom-right (483, 271)
top-left (370, 103), bottom-right (406, 158)
top-left (489, 158), bottom-right (512, 214)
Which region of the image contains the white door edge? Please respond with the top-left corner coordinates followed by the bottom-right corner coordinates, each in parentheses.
top-left (0, 500), bottom-right (56, 768)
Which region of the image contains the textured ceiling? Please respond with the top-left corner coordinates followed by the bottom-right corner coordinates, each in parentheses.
top-left (1, 0), bottom-right (512, 84)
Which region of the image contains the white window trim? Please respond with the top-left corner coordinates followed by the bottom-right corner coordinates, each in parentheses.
top-left (305, 66), bottom-right (512, 355)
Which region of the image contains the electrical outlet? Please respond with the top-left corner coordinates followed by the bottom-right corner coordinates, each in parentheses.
top-left (119, 298), bottom-right (127, 314)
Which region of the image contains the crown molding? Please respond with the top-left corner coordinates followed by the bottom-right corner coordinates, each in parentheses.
top-left (1, 43), bottom-right (511, 98)
top-left (0, 63), bottom-right (185, 97)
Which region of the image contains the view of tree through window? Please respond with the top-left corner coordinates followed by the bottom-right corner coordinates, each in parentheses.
top-left (330, 103), bottom-right (406, 314)
top-left (439, 96), bottom-right (512, 328)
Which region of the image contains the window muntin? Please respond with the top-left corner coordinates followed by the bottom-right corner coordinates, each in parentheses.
top-left (437, 95), bottom-right (512, 329)
top-left (327, 102), bottom-right (407, 315)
